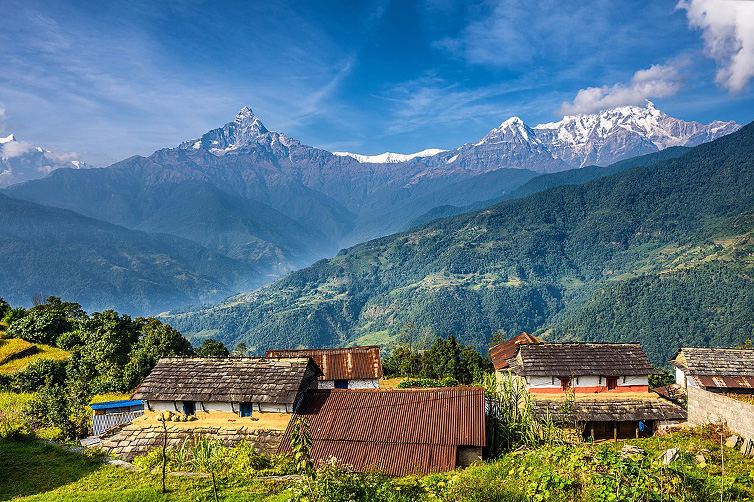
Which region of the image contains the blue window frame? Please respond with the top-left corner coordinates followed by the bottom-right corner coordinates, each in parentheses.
top-left (183, 401), bottom-right (195, 416)
top-left (334, 380), bottom-right (348, 389)
top-left (240, 402), bottom-right (253, 417)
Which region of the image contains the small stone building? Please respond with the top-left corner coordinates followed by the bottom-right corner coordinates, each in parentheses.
top-left (506, 343), bottom-right (686, 439)
top-left (670, 347), bottom-right (754, 438)
top-left (265, 346), bottom-right (382, 389)
top-left (278, 387), bottom-right (486, 475)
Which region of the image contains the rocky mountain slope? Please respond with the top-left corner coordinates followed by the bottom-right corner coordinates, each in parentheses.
top-left (1, 104), bottom-right (740, 314)
top-left (161, 122), bottom-right (754, 366)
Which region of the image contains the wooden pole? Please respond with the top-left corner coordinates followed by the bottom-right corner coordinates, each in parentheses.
top-left (212, 472), bottom-right (219, 502)
top-left (161, 418), bottom-right (167, 493)
top-left (613, 422), bottom-right (617, 441)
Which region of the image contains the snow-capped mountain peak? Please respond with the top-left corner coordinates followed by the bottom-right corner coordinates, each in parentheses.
top-left (0, 133), bottom-right (88, 187)
top-left (333, 148), bottom-right (446, 164)
top-left (476, 115), bottom-right (539, 146)
top-left (180, 106), bottom-right (276, 154)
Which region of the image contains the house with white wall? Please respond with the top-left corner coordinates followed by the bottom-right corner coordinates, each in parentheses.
top-left (506, 342), bottom-right (685, 439)
top-left (670, 347), bottom-right (754, 438)
top-left (266, 346), bottom-right (382, 389)
top-left (132, 356), bottom-right (322, 419)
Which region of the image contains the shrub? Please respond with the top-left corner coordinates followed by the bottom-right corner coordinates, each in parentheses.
top-left (396, 377), bottom-right (458, 389)
top-left (24, 384), bottom-right (89, 440)
top-left (11, 358), bottom-right (67, 392)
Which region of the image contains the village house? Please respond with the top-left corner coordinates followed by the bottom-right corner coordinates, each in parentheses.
top-left (670, 347), bottom-right (754, 438)
top-left (506, 342), bottom-right (686, 440)
top-left (277, 387), bottom-right (486, 476)
top-left (265, 345), bottom-right (382, 389)
top-left (489, 332), bottom-right (544, 377)
top-left (100, 356), bottom-right (322, 460)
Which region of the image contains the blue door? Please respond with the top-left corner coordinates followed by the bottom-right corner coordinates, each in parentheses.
top-left (334, 380), bottom-right (348, 389)
top-left (240, 402), bottom-right (253, 417)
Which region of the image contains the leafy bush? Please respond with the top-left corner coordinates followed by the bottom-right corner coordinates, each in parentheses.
top-left (24, 384), bottom-right (89, 440)
top-left (396, 377), bottom-right (458, 389)
top-left (8, 309), bottom-right (73, 345)
top-left (11, 358), bottom-right (66, 392)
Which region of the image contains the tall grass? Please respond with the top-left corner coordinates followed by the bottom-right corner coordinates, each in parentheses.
top-left (480, 372), bottom-right (566, 456)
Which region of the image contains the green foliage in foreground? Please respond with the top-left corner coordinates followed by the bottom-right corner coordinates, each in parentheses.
top-left (2, 426), bottom-right (754, 502)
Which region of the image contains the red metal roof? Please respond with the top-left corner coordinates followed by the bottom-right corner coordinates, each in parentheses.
top-left (278, 387), bottom-right (486, 476)
top-left (489, 333), bottom-right (544, 370)
top-left (266, 346), bottom-right (382, 381)
top-left (693, 375), bottom-right (754, 389)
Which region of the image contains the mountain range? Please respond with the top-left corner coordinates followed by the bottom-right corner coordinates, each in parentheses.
top-left (0, 103), bottom-right (740, 314)
top-left (0, 134), bottom-right (89, 188)
top-left (161, 121), bottom-right (754, 367)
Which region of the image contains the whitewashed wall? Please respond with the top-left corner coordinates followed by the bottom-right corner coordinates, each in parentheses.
top-left (145, 400), bottom-right (290, 414)
top-left (314, 379), bottom-right (379, 389)
top-left (524, 374), bottom-right (648, 390)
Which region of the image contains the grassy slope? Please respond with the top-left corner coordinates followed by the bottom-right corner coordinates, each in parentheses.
top-left (163, 122), bottom-right (754, 365)
top-left (1, 427), bottom-right (753, 501)
top-left (0, 338), bottom-right (70, 374)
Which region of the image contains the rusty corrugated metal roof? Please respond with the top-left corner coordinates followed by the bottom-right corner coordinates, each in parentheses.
top-left (266, 346), bottom-right (382, 380)
top-left (693, 375), bottom-right (754, 389)
top-left (489, 333), bottom-right (544, 370)
top-left (278, 387), bottom-right (486, 476)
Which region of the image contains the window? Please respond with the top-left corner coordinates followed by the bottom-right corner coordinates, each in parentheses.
top-left (334, 379), bottom-right (349, 389)
top-left (240, 402), bottom-right (253, 417)
top-left (606, 377), bottom-right (618, 390)
top-left (558, 377), bottom-right (571, 391)
top-left (183, 401), bottom-right (195, 416)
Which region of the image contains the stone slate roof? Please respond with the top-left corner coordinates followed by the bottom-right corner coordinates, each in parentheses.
top-left (132, 357), bottom-right (322, 404)
top-left (507, 343), bottom-right (658, 377)
top-left (266, 346), bottom-right (382, 380)
top-left (534, 396), bottom-right (687, 422)
top-left (669, 347), bottom-right (754, 377)
top-left (489, 333), bottom-right (544, 371)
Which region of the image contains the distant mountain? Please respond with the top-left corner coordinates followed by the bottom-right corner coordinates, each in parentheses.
top-left (2, 104), bottom-right (740, 314)
top-left (333, 148), bottom-right (446, 164)
top-left (160, 122), bottom-right (754, 366)
top-left (425, 101), bottom-right (739, 173)
top-left (408, 146), bottom-right (690, 229)
top-left (0, 134), bottom-right (90, 188)
top-left (0, 193), bottom-right (256, 314)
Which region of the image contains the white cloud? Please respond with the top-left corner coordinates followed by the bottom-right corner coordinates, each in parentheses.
top-left (43, 150), bottom-right (79, 163)
top-left (1, 139), bottom-right (35, 158)
top-left (558, 64), bottom-right (683, 116)
top-left (677, 0), bottom-right (754, 93)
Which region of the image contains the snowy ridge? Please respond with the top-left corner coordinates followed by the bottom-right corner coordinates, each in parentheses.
top-left (333, 148), bottom-right (446, 164)
top-left (0, 133), bottom-right (88, 187)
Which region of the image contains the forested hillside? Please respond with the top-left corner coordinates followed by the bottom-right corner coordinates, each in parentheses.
top-left (162, 123), bottom-right (754, 366)
top-left (0, 194), bottom-right (257, 314)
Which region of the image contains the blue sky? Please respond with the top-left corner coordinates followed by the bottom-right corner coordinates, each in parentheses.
top-left (1, 0), bottom-right (753, 165)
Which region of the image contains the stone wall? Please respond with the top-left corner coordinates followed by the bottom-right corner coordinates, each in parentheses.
top-left (99, 424), bottom-right (284, 461)
top-left (688, 387), bottom-right (754, 438)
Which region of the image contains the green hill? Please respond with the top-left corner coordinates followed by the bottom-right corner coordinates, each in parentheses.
top-left (162, 123), bottom-right (754, 365)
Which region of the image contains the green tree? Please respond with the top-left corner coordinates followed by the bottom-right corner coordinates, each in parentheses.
top-left (2, 307), bottom-right (27, 328)
top-left (422, 335), bottom-right (462, 380)
top-left (0, 297), bottom-right (10, 319)
top-left (122, 318), bottom-right (194, 390)
top-left (7, 308), bottom-right (74, 345)
top-left (78, 310), bottom-right (141, 389)
top-left (232, 342), bottom-right (249, 357)
top-left (196, 338), bottom-right (229, 357)
top-left (459, 345), bottom-right (493, 384)
top-left (30, 296), bottom-right (86, 320)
